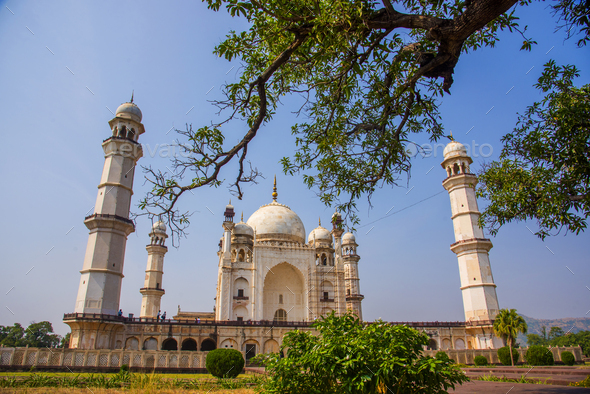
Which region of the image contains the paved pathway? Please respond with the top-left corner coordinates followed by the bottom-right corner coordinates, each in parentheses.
top-left (451, 380), bottom-right (590, 393)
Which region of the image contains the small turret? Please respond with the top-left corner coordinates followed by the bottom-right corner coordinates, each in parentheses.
top-left (140, 220), bottom-right (168, 318)
top-left (342, 232), bottom-right (363, 319)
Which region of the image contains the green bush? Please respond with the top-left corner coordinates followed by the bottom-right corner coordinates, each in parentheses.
top-left (497, 347), bottom-right (520, 365)
top-left (259, 313), bottom-right (468, 393)
top-left (435, 351), bottom-right (455, 364)
top-left (525, 345), bottom-right (554, 366)
top-left (206, 349), bottom-right (244, 378)
top-left (474, 355), bottom-right (488, 366)
top-left (561, 351), bottom-right (575, 366)
top-left (119, 364), bottom-right (129, 374)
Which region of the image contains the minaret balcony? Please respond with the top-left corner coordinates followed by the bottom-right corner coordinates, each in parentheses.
top-left (84, 213), bottom-right (135, 235)
top-left (140, 287), bottom-right (165, 293)
top-left (442, 173), bottom-right (478, 191)
top-left (102, 135), bottom-right (140, 145)
top-left (450, 237), bottom-right (493, 254)
top-left (233, 296), bottom-right (249, 300)
top-left (320, 298), bottom-right (334, 302)
top-left (346, 294), bottom-right (364, 301)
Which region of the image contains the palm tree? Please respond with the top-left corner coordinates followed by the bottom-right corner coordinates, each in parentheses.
top-left (493, 309), bottom-right (528, 366)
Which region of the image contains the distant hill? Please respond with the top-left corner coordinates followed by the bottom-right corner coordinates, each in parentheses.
top-left (516, 315), bottom-right (590, 345)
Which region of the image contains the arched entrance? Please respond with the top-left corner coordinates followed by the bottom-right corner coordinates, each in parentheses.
top-left (162, 338), bottom-right (178, 351)
top-left (455, 338), bottom-right (465, 350)
top-left (273, 309), bottom-right (287, 322)
top-left (263, 262), bottom-right (305, 321)
top-left (181, 338), bottom-right (197, 351)
top-left (264, 339), bottom-right (279, 353)
top-left (200, 338), bottom-right (217, 351)
top-left (143, 337), bottom-right (158, 350)
top-left (428, 339), bottom-right (438, 350)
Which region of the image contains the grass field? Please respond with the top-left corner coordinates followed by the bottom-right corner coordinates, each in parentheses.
top-left (0, 389), bottom-right (255, 394)
top-left (0, 372), bottom-right (249, 379)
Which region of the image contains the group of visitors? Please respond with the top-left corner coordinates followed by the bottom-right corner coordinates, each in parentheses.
top-left (116, 309), bottom-right (167, 321)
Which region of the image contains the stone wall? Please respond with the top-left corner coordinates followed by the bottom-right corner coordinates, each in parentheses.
top-left (0, 347), bottom-right (218, 371)
top-left (425, 346), bottom-right (584, 364)
top-left (1, 346), bottom-right (582, 372)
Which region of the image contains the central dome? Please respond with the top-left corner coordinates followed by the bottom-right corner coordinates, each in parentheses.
top-left (246, 201), bottom-right (306, 244)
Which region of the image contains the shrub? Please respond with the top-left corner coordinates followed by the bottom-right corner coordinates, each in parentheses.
top-left (497, 347), bottom-right (520, 365)
top-left (435, 351), bottom-right (455, 364)
top-left (119, 364), bottom-right (129, 374)
top-left (525, 345), bottom-right (554, 366)
top-left (206, 349), bottom-right (244, 378)
top-left (260, 313), bottom-right (468, 393)
top-left (474, 355), bottom-right (488, 366)
top-left (561, 351), bottom-right (575, 366)
top-left (435, 351), bottom-right (450, 361)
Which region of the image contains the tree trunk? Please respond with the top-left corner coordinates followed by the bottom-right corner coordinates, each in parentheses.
top-left (509, 337), bottom-right (515, 367)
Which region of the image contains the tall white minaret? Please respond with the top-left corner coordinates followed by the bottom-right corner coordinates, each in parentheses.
top-left (74, 98), bottom-right (144, 315)
top-left (140, 221), bottom-right (168, 318)
top-left (441, 140), bottom-right (499, 323)
top-left (215, 200), bottom-right (235, 321)
top-left (342, 232), bottom-right (363, 320)
top-left (331, 211), bottom-right (347, 317)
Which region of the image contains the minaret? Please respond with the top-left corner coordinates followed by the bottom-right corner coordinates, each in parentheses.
top-left (215, 200), bottom-right (235, 320)
top-left (441, 140), bottom-right (499, 323)
top-left (140, 220), bottom-right (168, 318)
top-left (74, 98), bottom-right (144, 315)
top-left (331, 211), bottom-right (347, 316)
top-left (342, 232), bottom-right (363, 319)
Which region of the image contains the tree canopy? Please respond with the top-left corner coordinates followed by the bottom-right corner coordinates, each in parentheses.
top-left (527, 326), bottom-right (590, 356)
top-left (493, 308), bottom-right (528, 366)
top-left (478, 61), bottom-right (590, 239)
top-left (0, 322), bottom-right (62, 349)
top-left (138, 0), bottom-right (589, 242)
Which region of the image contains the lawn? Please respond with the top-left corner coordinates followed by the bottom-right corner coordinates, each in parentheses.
top-left (0, 372), bottom-right (250, 379)
top-left (0, 389), bottom-right (255, 394)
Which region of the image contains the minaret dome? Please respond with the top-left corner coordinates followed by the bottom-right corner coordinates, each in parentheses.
top-left (116, 102), bottom-right (142, 122)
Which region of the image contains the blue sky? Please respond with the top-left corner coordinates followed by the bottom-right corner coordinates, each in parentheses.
top-left (0, 1), bottom-right (588, 336)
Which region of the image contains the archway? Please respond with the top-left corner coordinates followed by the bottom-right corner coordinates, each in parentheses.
top-left (263, 262), bottom-right (305, 321)
top-left (162, 338), bottom-right (178, 351)
top-left (125, 337), bottom-right (138, 350)
top-left (264, 339), bottom-right (279, 353)
top-left (143, 337), bottom-right (157, 350)
top-left (243, 339), bottom-right (259, 363)
top-left (320, 280), bottom-right (334, 301)
top-left (428, 339), bottom-right (438, 350)
top-left (234, 277), bottom-right (249, 298)
top-left (274, 309), bottom-right (287, 322)
top-left (455, 338), bottom-right (465, 350)
top-left (233, 305), bottom-right (248, 321)
top-left (200, 338), bottom-right (216, 351)
top-left (220, 338), bottom-right (238, 349)
top-left (442, 338), bottom-right (452, 350)
top-left (181, 338), bottom-right (197, 351)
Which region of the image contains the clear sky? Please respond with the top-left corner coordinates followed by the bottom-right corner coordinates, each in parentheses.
top-left (0, 1), bottom-right (588, 337)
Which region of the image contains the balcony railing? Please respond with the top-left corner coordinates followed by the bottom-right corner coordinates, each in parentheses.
top-left (233, 296), bottom-right (249, 300)
top-left (64, 313), bottom-right (494, 328)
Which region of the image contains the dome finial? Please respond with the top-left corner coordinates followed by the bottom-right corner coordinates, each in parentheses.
top-left (130, 90), bottom-right (134, 104)
top-left (449, 129), bottom-right (454, 141)
top-left (241, 212), bottom-right (244, 222)
top-left (319, 217), bottom-right (321, 226)
top-left (272, 175), bottom-right (278, 201)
